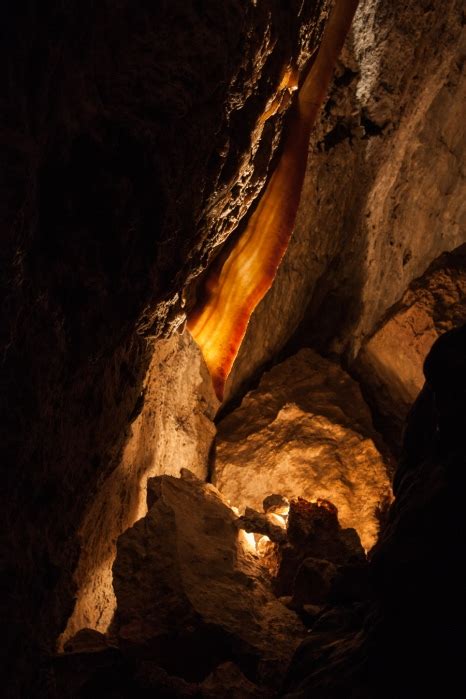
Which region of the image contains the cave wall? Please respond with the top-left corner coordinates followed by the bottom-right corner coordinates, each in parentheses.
top-left (227, 0), bottom-right (466, 401)
top-left (0, 2), bottom-right (331, 695)
top-left (354, 243), bottom-right (466, 450)
top-left (60, 331), bottom-right (218, 646)
top-left (2, 1), bottom-right (465, 696)
top-left (282, 325), bottom-right (466, 698)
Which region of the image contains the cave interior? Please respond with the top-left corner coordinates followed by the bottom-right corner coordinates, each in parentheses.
top-left (1, 1), bottom-right (466, 698)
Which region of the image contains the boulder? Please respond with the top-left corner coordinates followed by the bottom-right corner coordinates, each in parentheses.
top-left (201, 662), bottom-right (271, 698)
top-left (235, 507), bottom-right (287, 545)
top-left (112, 474), bottom-right (306, 685)
top-left (214, 349), bottom-right (392, 551)
top-left (292, 557), bottom-right (339, 605)
top-left (274, 497), bottom-right (366, 599)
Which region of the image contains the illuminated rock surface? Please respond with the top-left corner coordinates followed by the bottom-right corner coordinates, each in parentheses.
top-left (1, 2), bottom-right (330, 692)
top-left (215, 349), bottom-right (392, 551)
top-left (227, 0), bottom-right (466, 401)
top-left (56, 486), bottom-right (371, 696)
top-left (188, 0), bottom-right (359, 400)
top-left (112, 473), bottom-right (306, 686)
top-left (61, 331), bottom-right (218, 646)
top-left (281, 326), bottom-right (466, 698)
top-left (2, 0), bottom-right (465, 696)
top-left (354, 243), bottom-right (466, 450)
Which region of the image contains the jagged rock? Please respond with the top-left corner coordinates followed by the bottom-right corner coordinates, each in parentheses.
top-left (62, 332), bottom-right (218, 645)
top-left (275, 497), bottom-right (366, 598)
top-left (54, 646), bottom-right (202, 698)
top-left (134, 663), bottom-right (199, 696)
top-left (227, 0), bottom-right (466, 401)
top-left (201, 662), bottom-right (271, 698)
top-left (287, 498), bottom-right (365, 565)
top-left (235, 507), bottom-right (287, 544)
top-left (2, 1), bottom-right (331, 692)
top-left (354, 244), bottom-right (466, 450)
top-left (214, 349), bottom-right (392, 551)
top-left (301, 604), bottom-right (325, 624)
top-left (293, 558), bottom-right (370, 608)
top-left (282, 325), bottom-right (466, 698)
top-left (263, 494), bottom-right (290, 515)
top-left (63, 628), bottom-right (110, 654)
top-left (112, 475), bottom-right (306, 685)
top-left (292, 558), bottom-right (339, 605)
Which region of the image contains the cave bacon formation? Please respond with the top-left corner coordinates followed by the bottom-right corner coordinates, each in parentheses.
top-left (188, 0), bottom-right (359, 400)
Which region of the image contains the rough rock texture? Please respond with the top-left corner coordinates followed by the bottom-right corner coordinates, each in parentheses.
top-left (53, 651), bottom-right (272, 698)
top-left (275, 497), bottom-right (368, 609)
top-left (353, 243), bottom-right (466, 451)
top-left (0, 2), bottom-right (330, 694)
top-left (214, 349), bottom-right (392, 551)
top-left (201, 662), bottom-right (271, 698)
top-left (60, 331), bottom-right (218, 647)
top-left (112, 474), bottom-right (306, 686)
top-left (54, 491), bottom-right (371, 696)
top-left (226, 0), bottom-right (466, 401)
top-left (282, 326), bottom-right (466, 698)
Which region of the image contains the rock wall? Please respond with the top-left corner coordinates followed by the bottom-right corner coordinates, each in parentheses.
top-left (215, 349), bottom-right (392, 552)
top-left (60, 331), bottom-right (218, 647)
top-left (0, 2), bottom-right (330, 695)
top-left (227, 0), bottom-right (466, 401)
top-left (354, 243), bottom-right (466, 450)
top-left (282, 324), bottom-right (466, 698)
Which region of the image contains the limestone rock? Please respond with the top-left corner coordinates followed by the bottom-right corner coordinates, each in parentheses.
top-left (275, 497), bottom-right (366, 600)
top-left (226, 0), bottom-right (466, 401)
top-left (286, 498), bottom-right (364, 566)
top-left (354, 244), bottom-right (466, 450)
top-left (282, 325), bottom-right (466, 698)
top-left (214, 349), bottom-right (392, 551)
top-left (61, 331), bottom-right (218, 645)
top-left (201, 662), bottom-right (271, 698)
top-left (235, 507), bottom-right (287, 545)
top-left (63, 628), bottom-right (110, 654)
top-left (2, 1), bottom-right (330, 692)
top-left (112, 475), bottom-right (306, 685)
top-left (263, 494), bottom-right (290, 515)
top-left (293, 558), bottom-right (370, 608)
top-left (292, 557), bottom-right (340, 606)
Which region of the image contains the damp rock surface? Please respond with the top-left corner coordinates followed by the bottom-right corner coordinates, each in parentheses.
top-left (214, 349), bottom-right (392, 551)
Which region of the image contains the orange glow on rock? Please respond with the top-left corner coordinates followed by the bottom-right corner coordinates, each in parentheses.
top-left (188, 1), bottom-right (359, 400)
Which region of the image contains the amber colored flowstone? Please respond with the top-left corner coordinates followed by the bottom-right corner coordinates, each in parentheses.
top-left (188, 0), bottom-right (359, 400)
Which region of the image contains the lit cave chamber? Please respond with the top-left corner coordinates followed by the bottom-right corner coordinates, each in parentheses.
top-left (2, 1), bottom-right (466, 698)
